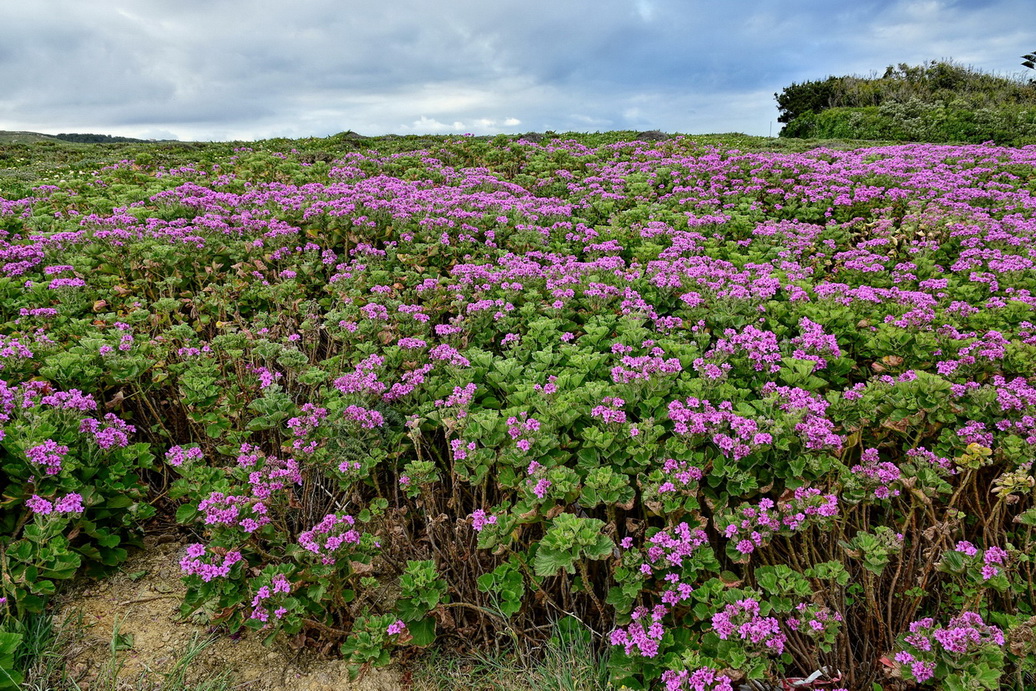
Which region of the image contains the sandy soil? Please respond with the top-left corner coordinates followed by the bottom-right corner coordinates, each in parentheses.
top-left (54, 534), bottom-right (405, 690)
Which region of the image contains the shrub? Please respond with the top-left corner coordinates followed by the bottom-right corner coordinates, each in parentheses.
top-left (777, 60), bottom-right (1036, 143)
top-left (2, 134), bottom-right (1036, 688)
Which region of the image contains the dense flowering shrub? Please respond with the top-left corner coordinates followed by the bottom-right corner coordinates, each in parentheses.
top-left (2, 134), bottom-right (1036, 687)
top-left (891, 612), bottom-right (1006, 687)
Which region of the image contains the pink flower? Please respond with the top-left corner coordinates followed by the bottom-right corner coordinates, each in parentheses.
top-left (470, 510), bottom-right (498, 532)
top-left (26, 494), bottom-right (53, 515)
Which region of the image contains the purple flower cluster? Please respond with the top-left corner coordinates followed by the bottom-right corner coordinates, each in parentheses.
top-left (25, 385), bottom-right (97, 412)
top-left (701, 324), bottom-right (782, 374)
top-left (533, 375), bottom-right (558, 395)
top-left (936, 329), bottom-right (1011, 376)
top-left (286, 403), bottom-right (327, 435)
top-left (397, 337), bottom-right (427, 349)
top-left (722, 487), bottom-right (838, 556)
top-left (525, 459), bottom-right (552, 500)
top-left (198, 491), bottom-right (270, 533)
top-left (609, 604), bottom-right (669, 658)
top-left (850, 447), bottom-right (902, 499)
top-left (711, 598), bottom-right (786, 655)
top-left (79, 413), bottom-right (135, 449)
top-left (26, 439), bottom-right (69, 475)
top-left (47, 277), bottom-right (86, 289)
top-left (761, 383), bottom-right (843, 451)
top-left (249, 573), bottom-right (293, 623)
top-left (785, 602), bottom-right (843, 642)
top-left (342, 404), bottom-right (385, 429)
top-left (297, 513), bottom-right (361, 565)
top-left (469, 509), bottom-right (498, 532)
top-left (250, 365), bottom-right (282, 389)
top-left (952, 541), bottom-right (1010, 580)
top-left (905, 446), bottom-right (955, 473)
top-left (428, 343), bottom-right (470, 367)
top-left (333, 354), bottom-right (387, 396)
top-left (660, 668), bottom-right (734, 691)
top-left (449, 438), bottom-right (477, 461)
top-left (894, 611), bottom-right (1005, 684)
top-left (165, 444), bottom-right (204, 467)
top-left (507, 413), bottom-right (541, 453)
top-left (0, 335), bottom-right (33, 370)
top-left (246, 455), bottom-right (303, 500)
top-left (180, 543), bottom-right (244, 582)
top-left (590, 396), bottom-right (627, 424)
top-left (790, 317), bottom-right (841, 371)
top-left (956, 419), bottom-right (994, 447)
top-left (610, 342), bottom-right (683, 384)
top-left (25, 492), bottom-right (84, 515)
top-left (643, 522), bottom-right (710, 571)
top-left (667, 397), bottom-right (771, 460)
top-left (655, 458), bottom-right (704, 496)
top-left (434, 383), bottom-right (478, 417)
top-left (383, 363), bottom-right (434, 400)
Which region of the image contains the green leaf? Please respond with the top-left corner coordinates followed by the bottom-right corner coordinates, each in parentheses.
top-left (407, 617), bottom-right (436, 647)
top-left (106, 495), bottom-right (133, 509)
top-left (0, 632), bottom-right (25, 690)
top-left (307, 582), bottom-right (327, 603)
top-left (175, 503), bottom-right (200, 524)
top-left (111, 631), bottom-right (135, 652)
top-left (534, 545), bottom-right (577, 577)
top-left (18, 594), bottom-right (45, 613)
top-left (1015, 507), bottom-right (1036, 526)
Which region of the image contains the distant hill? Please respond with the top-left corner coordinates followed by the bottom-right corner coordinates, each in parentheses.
top-left (0, 130), bottom-right (150, 144)
top-left (0, 130), bottom-right (64, 144)
top-left (52, 132), bottom-right (149, 143)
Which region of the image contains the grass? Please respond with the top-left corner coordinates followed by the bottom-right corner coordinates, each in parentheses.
top-left (410, 617), bottom-right (610, 691)
top-left (24, 610), bottom-right (605, 691)
top-left (0, 610), bottom-right (240, 691)
top-left (156, 633), bottom-right (234, 690)
top-left (0, 610), bottom-right (71, 690)
top-left (91, 618), bottom-right (240, 691)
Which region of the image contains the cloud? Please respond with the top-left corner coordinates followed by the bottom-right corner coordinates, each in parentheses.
top-left (0, 0), bottom-right (1033, 140)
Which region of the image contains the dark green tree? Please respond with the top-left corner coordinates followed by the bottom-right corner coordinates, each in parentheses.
top-left (774, 76), bottom-right (842, 124)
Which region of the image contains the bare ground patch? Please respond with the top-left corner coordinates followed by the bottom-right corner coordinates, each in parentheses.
top-left (53, 534), bottom-right (403, 691)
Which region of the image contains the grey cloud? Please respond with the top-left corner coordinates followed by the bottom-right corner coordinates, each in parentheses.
top-left (0, 0), bottom-right (1034, 140)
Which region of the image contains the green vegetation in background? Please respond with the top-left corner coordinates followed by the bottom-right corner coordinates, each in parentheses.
top-left (0, 130), bottom-right (893, 197)
top-left (776, 60), bottom-right (1036, 144)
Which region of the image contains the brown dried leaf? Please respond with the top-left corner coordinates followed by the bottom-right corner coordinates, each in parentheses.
top-left (349, 561), bottom-right (374, 575)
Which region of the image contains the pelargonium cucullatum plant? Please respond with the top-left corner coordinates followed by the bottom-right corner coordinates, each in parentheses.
top-left (2, 133), bottom-right (1036, 687)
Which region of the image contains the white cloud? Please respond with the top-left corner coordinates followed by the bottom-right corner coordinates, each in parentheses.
top-left (635, 0), bottom-right (657, 22)
top-left (138, 128), bottom-right (181, 141)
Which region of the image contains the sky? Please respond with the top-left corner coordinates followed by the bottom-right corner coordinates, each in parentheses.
top-left (1, 0), bottom-right (1035, 141)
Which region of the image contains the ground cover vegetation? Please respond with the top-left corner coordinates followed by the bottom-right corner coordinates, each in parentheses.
top-left (777, 60), bottom-right (1036, 145)
top-left (1, 131), bottom-right (1036, 689)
